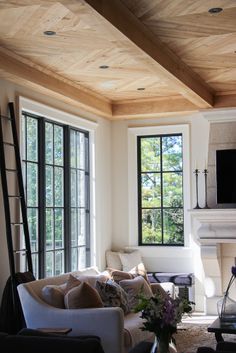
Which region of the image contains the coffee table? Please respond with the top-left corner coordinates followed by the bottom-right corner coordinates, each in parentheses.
top-left (208, 318), bottom-right (236, 342)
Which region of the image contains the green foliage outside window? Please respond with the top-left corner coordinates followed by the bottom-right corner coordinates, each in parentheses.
top-left (138, 134), bottom-right (184, 245)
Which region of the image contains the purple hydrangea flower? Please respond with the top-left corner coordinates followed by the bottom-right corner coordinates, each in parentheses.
top-left (232, 266), bottom-right (236, 276)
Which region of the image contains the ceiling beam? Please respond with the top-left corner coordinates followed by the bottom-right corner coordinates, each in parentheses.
top-left (0, 50), bottom-right (112, 118)
top-left (112, 96), bottom-right (199, 119)
top-left (85, 0), bottom-right (214, 108)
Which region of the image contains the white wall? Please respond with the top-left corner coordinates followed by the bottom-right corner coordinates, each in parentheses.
top-left (0, 78), bottom-right (112, 299)
top-left (111, 113), bottom-right (210, 310)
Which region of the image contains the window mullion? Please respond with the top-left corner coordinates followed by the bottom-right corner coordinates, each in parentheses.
top-left (38, 118), bottom-right (45, 278)
top-left (64, 126), bottom-right (71, 272)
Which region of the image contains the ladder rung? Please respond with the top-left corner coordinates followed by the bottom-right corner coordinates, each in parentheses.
top-left (8, 195), bottom-right (22, 199)
top-left (0, 115), bottom-right (11, 121)
top-left (3, 142), bottom-right (15, 147)
top-left (6, 168), bottom-right (17, 172)
top-left (11, 222), bottom-right (24, 226)
top-left (14, 249), bottom-right (27, 254)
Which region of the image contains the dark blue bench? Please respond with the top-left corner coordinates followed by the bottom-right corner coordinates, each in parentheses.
top-left (147, 272), bottom-right (195, 301)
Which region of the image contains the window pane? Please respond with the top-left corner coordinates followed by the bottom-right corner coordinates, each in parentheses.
top-left (78, 171), bottom-right (85, 207)
top-left (45, 122), bottom-right (53, 164)
top-left (46, 252), bottom-right (53, 277)
top-left (55, 167), bottom-right (64, 207)
top-left (45, 166), bottom-right (53, 206)
top-left (26, 117), bottom-right (38, 162)
top-left (142, 209), bottom-right (162, 244)
top-left (27, 163), bottom-right (38, 206)
top-left (54, 125), bottom-right (63, 166)
top-left (163, 209), bottom-right (184, 245)
top-left (55, 250), bottom-right (64, 275)
top-left (70, 130), bottom-right (76, 168)
top-left (141, 137), bottom-right (160, 172)
top-left (162, 135), bottom-right (182, 171)
top-left (141, 173), bottom-right (161, 207)
top-left (70, 169), bottom-right (76, 207)
top-left (32, 254), bottom-right (38, 279)
top-left (163, 172), bottom-right (183, 207)
top-left (77, 132), bottom-right (85, 169)
top-left (78, 247), bottom-right (86, 269)
top-left (46, 208), bottom-right (53, 250)
top-left (27, 208), bottom-right (38, 252)
top-left (71, 209), bottom-right (77, 247)
top-left (71, 248), bottom-right (78, 272)
top-left (78, 209), bottom-right (86, 246)
top-left (55, 208), bottom-right (64, 249)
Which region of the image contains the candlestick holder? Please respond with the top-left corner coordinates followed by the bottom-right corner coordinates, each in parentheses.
top-left (203, 169), bottom-right (210, 209)
top-left (194, 169), bottom-right (201, 209)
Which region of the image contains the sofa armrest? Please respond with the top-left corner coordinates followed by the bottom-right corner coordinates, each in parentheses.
top-left (18, 284), bottom-right (124, 353)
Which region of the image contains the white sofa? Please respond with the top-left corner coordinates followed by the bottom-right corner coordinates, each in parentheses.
top-left (17, 267), bottom-right (175, 353)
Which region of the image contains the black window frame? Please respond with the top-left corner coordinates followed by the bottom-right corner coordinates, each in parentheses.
top-left (137, 133), bottom-right (184, 246)
top-left (22, 111), bottom-right (90, 278)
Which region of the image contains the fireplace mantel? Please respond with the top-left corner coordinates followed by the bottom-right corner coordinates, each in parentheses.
top-left (189, 208), bottom-right (236, 314)
top-left (189, 209), bottom-right (236, 245)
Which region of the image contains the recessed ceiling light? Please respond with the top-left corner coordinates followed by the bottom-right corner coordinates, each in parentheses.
top-left (208, 7), bottom-right (223, 14)
top-left (137, 87), bottom-right (145, 91)
top-left (99, 65), bottom-right (109, 69)
top-left (43, 30), bottom-right (56, 36)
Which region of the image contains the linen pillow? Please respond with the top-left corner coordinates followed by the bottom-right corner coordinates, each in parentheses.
top-left (64, 274), bottom-right (81, 294)
top-left (119, 275), bottom-right (153, 310)
top-left (41, 285), bottom-right (65, 308)
top-left (106, 250), bottom-right (123, 271)
top-left (64, 282), bottom-right (103, 309)
top-left (119, 250), bottom-right (143, 272)
top-left (95, 279), bottom-right (130, 314)
top-left (110, 269), bottom-right (136, 283)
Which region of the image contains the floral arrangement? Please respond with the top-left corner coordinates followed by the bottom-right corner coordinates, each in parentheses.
top-left (218, 266), bottom-right (236, 321)
top-left (134, 291), bottom-right (194, 353)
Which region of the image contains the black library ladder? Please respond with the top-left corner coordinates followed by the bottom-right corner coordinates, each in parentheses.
top-left (0, 102), bottom-right (33, 309)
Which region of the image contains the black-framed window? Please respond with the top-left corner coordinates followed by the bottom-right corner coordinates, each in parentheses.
top-left (137, 134), bottom-right (184, 246)
top-left (22, 112), bottom-right (90, 278)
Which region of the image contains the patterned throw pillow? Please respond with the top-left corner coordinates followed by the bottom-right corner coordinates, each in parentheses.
top-left (95, 279), bottom-right (130, 314)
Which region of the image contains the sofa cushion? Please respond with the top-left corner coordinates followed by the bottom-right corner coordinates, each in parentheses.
top-left (41, 284), bottom-right (65, 308)
top-left (124, 312), bottom-right (154, 348)
top-left (64, 282), bottom-right (104, 309)
top-left (119, 276), bottom-right (153, 310)
top-left (95, 279), bottom-right (129, 314)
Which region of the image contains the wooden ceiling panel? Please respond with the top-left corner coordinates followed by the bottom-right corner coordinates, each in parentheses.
top-left (0, 0), bottom-right (235, 119)
top-left (122, 0), bottom-right (236, 20)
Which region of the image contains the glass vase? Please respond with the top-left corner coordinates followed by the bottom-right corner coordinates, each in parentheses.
top-left (150, 336), bottom-right (170, 353)
top-left (217, 294), bottom-right (236, 322)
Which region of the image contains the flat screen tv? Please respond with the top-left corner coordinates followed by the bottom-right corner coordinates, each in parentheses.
top-left (216, 149), bottom-right (236, 204)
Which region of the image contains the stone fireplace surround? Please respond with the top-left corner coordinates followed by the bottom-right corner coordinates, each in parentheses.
top-left (189, 110), bottom-right (236, 314)
top-left (190, 206), bottom-right (236, 314)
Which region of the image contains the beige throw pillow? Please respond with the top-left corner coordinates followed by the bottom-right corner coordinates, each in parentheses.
top-left (110, 269), bottom-right (135, 283)
top-left (119, 275), bottom-right (153, 310)
top-left (64, 282), bottom-right (103, 309)
top-left (41, 285), bottom-right (65, 308)
top-left (106, 250), bottom-right (123, 271)
top-left (64, 274), bottom-right (81, 294)
top-left (119, 250), bottom-right (143, 272)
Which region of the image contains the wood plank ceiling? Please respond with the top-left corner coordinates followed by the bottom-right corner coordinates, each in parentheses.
top-left (0, 0), bottom-right (235, 119)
